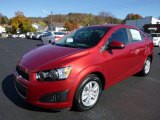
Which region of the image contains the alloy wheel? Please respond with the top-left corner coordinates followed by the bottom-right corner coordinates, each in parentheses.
top-left (81, 81), bottom-right (100, 107)
top-left (144, 59), bottom-right (151, 74)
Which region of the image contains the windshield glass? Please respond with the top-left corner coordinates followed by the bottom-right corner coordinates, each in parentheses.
top-left (54, 27), bottom-right (110, 48)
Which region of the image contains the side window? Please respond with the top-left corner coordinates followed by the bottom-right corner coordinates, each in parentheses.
top-left (48, 32), bottom-right (52, 36)
top-left (129, 29), bottom-right (144, 43)
top-left (107, 28), bottom-right (129, 45)
top-left (43, 33), bottom-right (47, 37)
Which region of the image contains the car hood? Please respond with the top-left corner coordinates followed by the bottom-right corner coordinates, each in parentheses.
top-left (18, 45), bottom-right (86, 71)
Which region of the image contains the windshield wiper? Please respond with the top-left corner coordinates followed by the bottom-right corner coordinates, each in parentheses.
top-left (55, 43), bottom-right (87, 48)
top-left (64, 43), bottom-right (80, 48)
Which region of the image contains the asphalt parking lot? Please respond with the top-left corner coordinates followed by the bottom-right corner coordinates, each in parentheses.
top-left (0, 38), bottom-right (160, 120)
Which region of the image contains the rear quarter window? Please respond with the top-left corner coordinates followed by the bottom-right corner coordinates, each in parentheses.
top-left (129, 29), bottom-right (144, 43)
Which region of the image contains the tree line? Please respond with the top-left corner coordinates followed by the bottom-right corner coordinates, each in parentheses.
top-left (0, 11), bottom-right (144, 33)
top-left (30, 12), bottom-right (122, 31)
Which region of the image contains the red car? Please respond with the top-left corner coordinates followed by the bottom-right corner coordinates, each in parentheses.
top-left (14, 24), bottom-right (153, 111)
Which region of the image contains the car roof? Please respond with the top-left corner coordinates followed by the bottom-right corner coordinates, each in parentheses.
top-left (83, 24), bottom-right (136, 29)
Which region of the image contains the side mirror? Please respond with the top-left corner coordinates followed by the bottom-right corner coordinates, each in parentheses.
top-left (108, 41), bottom-right (125, 49)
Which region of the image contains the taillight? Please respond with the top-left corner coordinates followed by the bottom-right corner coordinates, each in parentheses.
top-left (55, 36), bottom-right (62, 41)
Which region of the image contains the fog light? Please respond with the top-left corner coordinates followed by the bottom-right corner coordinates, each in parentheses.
top-left (39, 90), bottom-right (69, 103)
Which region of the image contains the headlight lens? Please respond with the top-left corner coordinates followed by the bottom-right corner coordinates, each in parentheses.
top-left (36, 66), bottom-right (72, 81)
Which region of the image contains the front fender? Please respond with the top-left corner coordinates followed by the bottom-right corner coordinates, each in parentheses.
top-left (71, 65), bottom-right (106, 94)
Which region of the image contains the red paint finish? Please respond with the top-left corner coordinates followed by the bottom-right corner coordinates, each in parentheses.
top-left (14, 24), bottom-right (154, 109)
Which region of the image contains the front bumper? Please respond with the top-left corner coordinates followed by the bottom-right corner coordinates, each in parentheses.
top-left (14, 71), bottom-right (76, 109)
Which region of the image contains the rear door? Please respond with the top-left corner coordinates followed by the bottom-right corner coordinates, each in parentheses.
top-left (127, 28), bottom-right (146, 71)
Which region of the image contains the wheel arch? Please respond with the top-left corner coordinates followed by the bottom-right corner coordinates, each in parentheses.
top-left (148, 54), bottom-right (153, 63)
top-left (89, 72), bottom-right (106, 90)
top-left (71, 65), bottom-right (107, 109)
top-left (73, 66), bottom-right (107, 93)
top-left (72, 70), bottom-right (106, 111)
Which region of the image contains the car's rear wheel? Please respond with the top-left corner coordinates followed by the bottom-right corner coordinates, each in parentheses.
top-left (139, 57), bottom-right (151, 76)
top-left (73, 74), bottom-right (102, 111)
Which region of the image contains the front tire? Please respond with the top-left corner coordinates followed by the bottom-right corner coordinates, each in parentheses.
top-left (73, 74), bottom-right (102, 111)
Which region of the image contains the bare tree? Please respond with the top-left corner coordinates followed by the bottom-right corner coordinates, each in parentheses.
top-left (15, 11), bottom-right (24, 16)
top-left (99, 11), bottom-right (114, 18)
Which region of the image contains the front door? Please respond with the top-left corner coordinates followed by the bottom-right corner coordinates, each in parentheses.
top-left (102, 28), bottom-right (138, 86)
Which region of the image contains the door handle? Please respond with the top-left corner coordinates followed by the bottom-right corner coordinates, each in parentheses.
top-left (129, 49), bottom-right (140, 55)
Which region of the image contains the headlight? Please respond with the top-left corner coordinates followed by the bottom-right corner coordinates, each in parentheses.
top-left (36, 66), bottom-right (72, 81)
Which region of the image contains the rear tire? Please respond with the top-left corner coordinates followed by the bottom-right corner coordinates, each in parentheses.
top-left (73, 74), bottom-right (102, 111)
top-left (139, 57), bottom-right (151, 76)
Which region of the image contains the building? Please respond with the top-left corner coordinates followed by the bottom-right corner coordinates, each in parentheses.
top-left (0, 25), bottom-right (6, 33)
top-left (48, 22), bottom-right (65, 32)
top-left (32, 23), bottom-right (47, 32)
top-left (126, 16), bottom-right (160, 32)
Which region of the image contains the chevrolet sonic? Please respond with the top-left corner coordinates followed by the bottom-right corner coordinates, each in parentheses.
top-left (14, 24), bottom-right (154, 111)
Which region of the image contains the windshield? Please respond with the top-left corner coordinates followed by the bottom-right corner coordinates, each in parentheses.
top-left (54, 27), bottom-right (110, 48)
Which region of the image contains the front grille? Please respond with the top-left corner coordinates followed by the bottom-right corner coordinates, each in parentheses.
top-left (16, 66), bottom-right (29, 81)
top-left (15, 80), bottom-right (27, 98)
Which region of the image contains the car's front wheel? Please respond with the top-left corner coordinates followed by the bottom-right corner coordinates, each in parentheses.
top-left (73, 74), bottom-right (102, 111)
